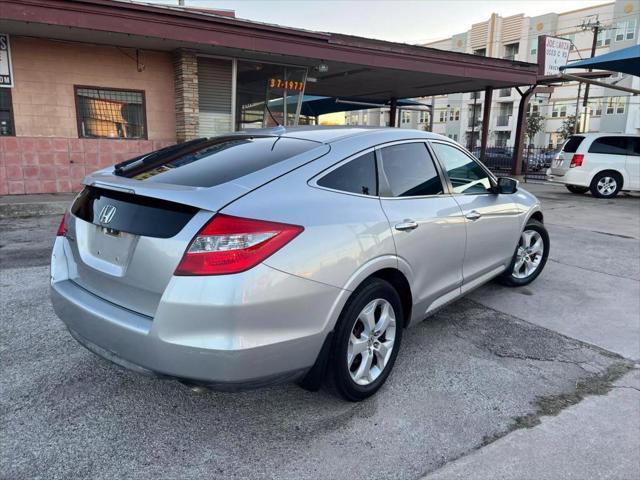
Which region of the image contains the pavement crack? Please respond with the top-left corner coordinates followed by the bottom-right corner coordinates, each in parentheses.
top-left (478, 361), bottom-right (634, 446)
top-left (547, 257), bottom-right (639, 282)
top-left (611, 385), bottom-right (640, 393)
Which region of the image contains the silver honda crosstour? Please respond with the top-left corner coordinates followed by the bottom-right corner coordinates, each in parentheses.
top-left (51, 127), bottom-right (549, 401)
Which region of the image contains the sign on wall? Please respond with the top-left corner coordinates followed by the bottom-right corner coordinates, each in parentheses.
top-left (537, 35), bottom-right (572, 76)
top-left (0, 34), bottom-right (13, 87)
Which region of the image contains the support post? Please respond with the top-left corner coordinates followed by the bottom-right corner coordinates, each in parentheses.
top-left (389, 98), bottom-right (397, 127)
top-left (511, 86), bottom-right (536, 177)
top-left (479, 87), bottom-right (493, 164)
top-left (429, 96), bottom-right (435, 132)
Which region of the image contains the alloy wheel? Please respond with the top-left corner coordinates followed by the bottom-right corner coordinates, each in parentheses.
top-left (596, 176), bottom-right (617, 197)
top-left (347, 298), bottom-right (396, 386)
top-left (513, 229), bottom-right (544, 279)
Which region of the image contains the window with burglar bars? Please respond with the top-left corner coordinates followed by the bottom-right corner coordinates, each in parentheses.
top-left (75, 86), bottom-right (147, 139)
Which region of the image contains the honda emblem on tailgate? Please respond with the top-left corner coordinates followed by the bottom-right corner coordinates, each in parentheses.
top-left (98, 204), bottom-right (117, 224)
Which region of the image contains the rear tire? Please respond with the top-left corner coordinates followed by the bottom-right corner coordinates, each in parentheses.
top-left (566, 185), bottom-right (589, 194)
top-left (498, 219), bottom-right (549, 287)
top-left (590, 171), bottom-right (622, 198)
top-left (325, 278), bottom-right (403, 401)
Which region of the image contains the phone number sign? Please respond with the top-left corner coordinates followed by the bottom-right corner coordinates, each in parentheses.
top-left (269, 78), bottom-right (304, 92)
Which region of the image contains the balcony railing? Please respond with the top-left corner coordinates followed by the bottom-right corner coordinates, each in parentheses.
top-left (496, 115), bottom-right (511, 127)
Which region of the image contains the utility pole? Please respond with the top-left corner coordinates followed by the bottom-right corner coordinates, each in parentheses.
top-left (574, 82), bottom-right (582, 134)
top-left (580, 16), bottom-right (601, 133)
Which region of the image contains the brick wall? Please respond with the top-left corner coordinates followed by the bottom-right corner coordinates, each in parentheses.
top-left (0, 36), bottom-right (178, 195)
top-left (0, 137), bottom-right (174, 195)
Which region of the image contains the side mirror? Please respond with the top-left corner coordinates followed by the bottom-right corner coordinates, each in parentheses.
top-left (496, 177), bottom-right (519, 194)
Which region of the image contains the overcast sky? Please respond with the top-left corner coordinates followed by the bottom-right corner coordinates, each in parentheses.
top-left (145, 0), bottom-right (608, 43)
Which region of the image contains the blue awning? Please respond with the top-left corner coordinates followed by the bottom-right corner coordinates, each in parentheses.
top-left (560, 45), bottom-right (640, 76)
top-left (267, 95), bottom-right (428, 117)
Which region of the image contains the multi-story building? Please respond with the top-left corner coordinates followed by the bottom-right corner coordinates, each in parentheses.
top-left (346, 0), bottom-right (639, 149)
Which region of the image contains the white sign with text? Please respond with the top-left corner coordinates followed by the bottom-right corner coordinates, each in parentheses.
top-left (542, 36), bottom-right (572, 76)
top-left (0, 34), bottom-right (13, 87)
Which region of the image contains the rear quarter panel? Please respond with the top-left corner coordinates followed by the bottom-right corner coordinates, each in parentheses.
top-left (221, 158), bottom-right (397, 291)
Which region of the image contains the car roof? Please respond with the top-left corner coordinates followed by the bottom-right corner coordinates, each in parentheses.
top-left (233, 126), bottom-right (449, 144)
top-left (571, 132), bottom-right (638, 138)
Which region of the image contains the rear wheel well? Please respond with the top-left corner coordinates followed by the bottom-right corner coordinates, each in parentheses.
top-left (368, 268), bottom-right (412, 328)
top-left (593, 170), bottom-right (624, 189)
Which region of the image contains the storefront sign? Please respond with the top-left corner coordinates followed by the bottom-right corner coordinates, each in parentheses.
top-left (537, 35), bottom-right (572, 76)
top-left (268, 78), bottom-right (305, 92)
top-left (0, 34), bottom-right (13, 87)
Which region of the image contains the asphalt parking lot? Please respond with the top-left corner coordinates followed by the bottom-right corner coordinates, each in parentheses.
top-left (1, 182), bottom-right (639, 480)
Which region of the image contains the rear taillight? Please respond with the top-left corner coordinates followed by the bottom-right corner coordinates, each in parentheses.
top-left (174, 214), bottom-right (303, 276)
top-left (570, 154), bottom-right (584, 168)
top-left (56, 212), bottom-right (67, 236)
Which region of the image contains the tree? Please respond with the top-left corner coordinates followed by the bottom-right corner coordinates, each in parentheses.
top-left (525, 112), bottom-right (544, 146)
top-left (557, 115), bottom-right (577, 141)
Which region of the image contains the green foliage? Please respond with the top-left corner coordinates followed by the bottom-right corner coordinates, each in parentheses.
top-left (557, 115), bottom-right (577, 141)
top-left (525, 111), bottom-right (545, 142)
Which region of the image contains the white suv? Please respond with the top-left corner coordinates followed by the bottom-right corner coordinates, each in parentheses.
top-left (547, 133), bottom-right (640, 198)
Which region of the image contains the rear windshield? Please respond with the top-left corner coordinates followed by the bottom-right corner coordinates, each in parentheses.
top-left (561, 136), bottom-right (585, 153)
top-left (115, 136), bottom-right (319, 187)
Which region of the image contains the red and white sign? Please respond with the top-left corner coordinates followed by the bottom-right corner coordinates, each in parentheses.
top-left (537, 35), bottom-right (572, 76)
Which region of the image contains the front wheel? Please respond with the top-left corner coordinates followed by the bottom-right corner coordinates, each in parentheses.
top-left (498, 219), bottom-right (549, 287)
top-left (325, 278), bottom-right (403, 401)
top-left (566, 185), bottom-right (589, 194)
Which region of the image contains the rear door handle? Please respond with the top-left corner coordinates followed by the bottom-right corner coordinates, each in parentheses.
top-left (395, 220), bottom-right (418, 231)
top-left (465, 210), bottom-right (482, 221)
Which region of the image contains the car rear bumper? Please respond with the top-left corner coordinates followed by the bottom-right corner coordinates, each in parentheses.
top-left (546, 168), bottom-right (592, 187)
top-left (50, 237), bottom-right (343, 389)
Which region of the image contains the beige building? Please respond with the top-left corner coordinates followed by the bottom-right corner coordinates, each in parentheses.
top-left (347, 0), bottom-right (639, 149)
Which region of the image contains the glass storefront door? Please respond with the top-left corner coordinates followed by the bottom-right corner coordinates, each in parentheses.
top-left (235, 61), bottom-right (307, 130)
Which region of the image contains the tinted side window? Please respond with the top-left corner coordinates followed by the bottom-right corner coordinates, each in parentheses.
top-left (431, 142), bottom-right (492, 194)
top-left (588, 137), bottom-right (630, 155)
top-left (317, 151), bottom-right (377, 196)
top-left (631, 138), bottom-right (640, 156)
top-left (379, 143), bottom-right (443, 197)
top-left (562, 136), bottom-right (585, 153)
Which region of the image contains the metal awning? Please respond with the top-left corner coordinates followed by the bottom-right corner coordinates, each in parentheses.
top-left (561, 45), bottom-right (640, 76)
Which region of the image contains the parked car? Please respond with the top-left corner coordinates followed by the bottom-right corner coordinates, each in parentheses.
top-left (547, 133), bottom-right (640, 198)
top-left (525, 148), bottom-right (561, 171)
top-left (51, 127), bottom-right (549, 401)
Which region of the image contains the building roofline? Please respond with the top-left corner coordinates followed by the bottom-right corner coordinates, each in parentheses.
top-left (0, 0), bottom-right (538, 85)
